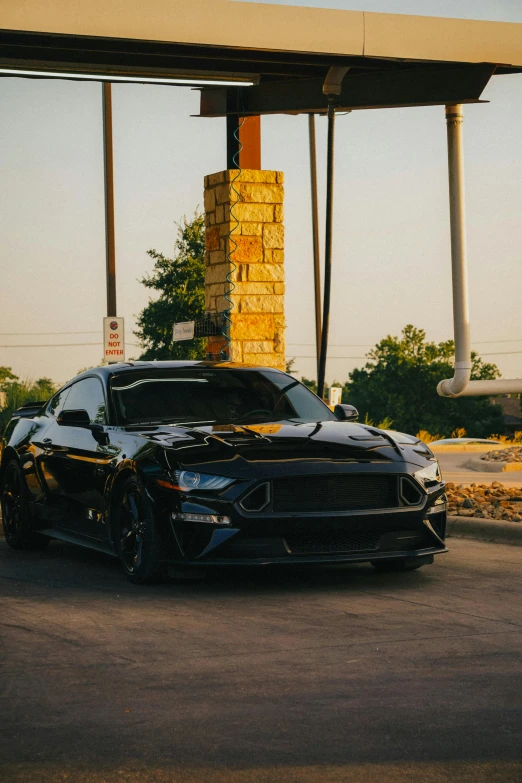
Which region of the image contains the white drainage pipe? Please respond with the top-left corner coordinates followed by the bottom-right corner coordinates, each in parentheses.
top-left (437, 104), bottom-right (522, 398)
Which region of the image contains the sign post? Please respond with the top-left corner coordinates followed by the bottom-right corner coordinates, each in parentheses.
top-left (103, 317), bottom-right (125, 363)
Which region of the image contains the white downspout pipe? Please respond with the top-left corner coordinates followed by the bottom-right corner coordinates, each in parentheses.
top-left (437, 105), bottom-right (472, 398)
top-left (437, 105), bottom-right (522, 398)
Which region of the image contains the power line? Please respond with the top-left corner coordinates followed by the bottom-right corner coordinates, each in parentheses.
top-left (472, 339), bottom-right (522, 345)
top-left (288, 338), bottom-right (522, 347)
top-left (290, 350), bottom-right (522, 359)
top-left (0, 345), bottom-right (520, 355)
top-left (0, 341), bottom-right (520, 356)
top-left (0, 331), bottom-right (135, 336)
top-left (1, 332), bottom-right (520, 345)
top-left (0, 343), bottom-right (102, 348)
top-left (481, 350), bottom-right (522, 356)
top-left (0, 342), bottom-right (141, 348)
top-left (291, 355), bottom-right (366, 360)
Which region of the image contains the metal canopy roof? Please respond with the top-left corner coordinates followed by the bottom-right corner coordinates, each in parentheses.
top-left (2, 0), bottom-right (522, 85)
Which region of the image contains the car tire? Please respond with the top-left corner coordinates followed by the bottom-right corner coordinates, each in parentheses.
top-left (1, 459), bottom-right (50, 550)
top-left (115, 474), bottom-right (163, 585)
top-left (371, 555), bottom-right (434, 573)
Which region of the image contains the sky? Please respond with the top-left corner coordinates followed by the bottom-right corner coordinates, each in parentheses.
top-left (1, 0), bottom-right (522, 387)
top-left (242, 0), bottom-right (522, 23)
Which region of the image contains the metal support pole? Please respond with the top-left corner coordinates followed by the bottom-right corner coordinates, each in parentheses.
top-left (308, 114), bottom-right (322, 381)
top-left (317, 101), bottom-right (336, 401)
top-left (103, 82), bottom-right (117, 318)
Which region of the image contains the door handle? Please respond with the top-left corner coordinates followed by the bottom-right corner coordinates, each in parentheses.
top-left (42, 438), bottom-right (52, 444)
top-left (41, 438), bottom-right (53, 451)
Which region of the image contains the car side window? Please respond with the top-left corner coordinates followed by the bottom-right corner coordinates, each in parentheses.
top-left (47, 387), bottom-right (71, 418)
top-left (63, 378), bottom-right (107, 424)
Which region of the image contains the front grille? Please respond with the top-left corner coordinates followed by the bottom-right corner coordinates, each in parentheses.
top-left (272, 474), bottom-right (398, 513)
top-left (285, 530), bottom-right (380, 554)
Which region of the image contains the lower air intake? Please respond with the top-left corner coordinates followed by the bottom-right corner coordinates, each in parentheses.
top-left (285, 531), bottom-right (380, 555)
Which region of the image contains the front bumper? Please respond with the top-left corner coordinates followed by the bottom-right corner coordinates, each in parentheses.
top-left (163, 497), bottom-right (447, 566)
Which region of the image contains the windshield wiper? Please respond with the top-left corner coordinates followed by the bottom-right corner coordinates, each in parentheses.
top-left (126, 419), bottom-right (216, 427)
top-left (126, 421), bottom-right (164, 427)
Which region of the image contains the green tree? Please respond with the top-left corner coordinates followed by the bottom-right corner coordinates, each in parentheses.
top-left (134, 213), bottom-right (206, 360)
top-left (0, 369), bottom-right (57, 433)
top-left (343, 325), bottom-right (504, 437)
top-left (0, 366), bottom-right (17, 386)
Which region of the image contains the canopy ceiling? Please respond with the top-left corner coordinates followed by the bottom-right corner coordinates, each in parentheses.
top-left (1, 1), bottom-right (521, 114)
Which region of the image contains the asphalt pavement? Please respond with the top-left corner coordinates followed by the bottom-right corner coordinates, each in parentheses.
top-left (1, 537), bottom-right (522, 783)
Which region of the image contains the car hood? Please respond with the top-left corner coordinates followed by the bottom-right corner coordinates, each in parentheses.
top-left (132, 419), bottom-right (435, 475)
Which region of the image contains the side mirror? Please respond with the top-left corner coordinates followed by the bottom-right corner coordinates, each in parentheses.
top-left (334, 404), bottom-right (359, 422)
top-left (57, 409), bottom-right (91, 428)
top-left (57, 410), bottom-right (110, 445)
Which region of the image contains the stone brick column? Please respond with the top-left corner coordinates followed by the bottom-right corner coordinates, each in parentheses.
top-left (203, 169), bottom-right (285, 370)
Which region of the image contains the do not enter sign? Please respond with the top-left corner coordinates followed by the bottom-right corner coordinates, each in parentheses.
top-left (103, 317), bottom-right (125, 362)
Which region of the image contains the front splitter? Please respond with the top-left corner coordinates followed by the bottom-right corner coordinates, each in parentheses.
top-left (160, 545), bottom-right (447, 567)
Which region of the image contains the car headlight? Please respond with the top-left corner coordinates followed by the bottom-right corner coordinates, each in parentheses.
top-left (173, 470), bottom-right (235, 492)
top-left (414, 461), bottom-right (442, 487)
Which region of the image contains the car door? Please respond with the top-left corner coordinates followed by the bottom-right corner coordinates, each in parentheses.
top-left (32, 385), bottom-right (73, 525)
top-left (41, 377), bottom-right (114, 539)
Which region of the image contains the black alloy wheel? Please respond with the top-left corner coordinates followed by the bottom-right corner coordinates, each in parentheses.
top-left (116, 475), bottom-right (163, 584)
top-left (1, 460), bottom-right (49, 550)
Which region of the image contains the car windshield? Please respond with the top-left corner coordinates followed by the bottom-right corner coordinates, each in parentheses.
top-left (110, 368), bottom-right (336, 427)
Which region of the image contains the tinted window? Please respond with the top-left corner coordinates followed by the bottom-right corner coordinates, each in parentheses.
top-left (111, 368), bottom-right (335, 426)
top-left (63, 378), bottom-right (106, 424)
top-left (48, 387), bottom-right (70, 418)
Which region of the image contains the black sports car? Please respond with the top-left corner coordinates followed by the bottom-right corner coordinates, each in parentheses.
top-left (0, 362), bottom-right (447, 582)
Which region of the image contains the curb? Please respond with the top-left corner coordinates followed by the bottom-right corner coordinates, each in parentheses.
top-left (447, 515), bottom-right (522, 547)
top-left (465, 458), bottom-right (522, 473)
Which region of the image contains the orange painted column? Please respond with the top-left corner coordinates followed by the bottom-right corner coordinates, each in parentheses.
top-left (226, 116), bottom-right (261, 169)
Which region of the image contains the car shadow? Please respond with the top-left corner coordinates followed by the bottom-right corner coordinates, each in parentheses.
top-left (0, 537), bottom-right (435, 600)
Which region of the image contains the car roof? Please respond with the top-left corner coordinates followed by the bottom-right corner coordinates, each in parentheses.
top-left (72, 361), bottom-right (287, 383)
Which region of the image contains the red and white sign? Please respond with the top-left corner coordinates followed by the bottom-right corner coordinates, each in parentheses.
top-left (103, 317), bottom-right (125, 361)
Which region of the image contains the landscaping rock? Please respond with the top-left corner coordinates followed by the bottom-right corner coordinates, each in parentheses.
top-left (446, 481), bottom-right (522, 521)
top-left (481, 446), bottom-right (522, 463)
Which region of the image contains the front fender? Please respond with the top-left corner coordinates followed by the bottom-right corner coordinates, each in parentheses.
top-left (105, 457), bottom-right (173, 545)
